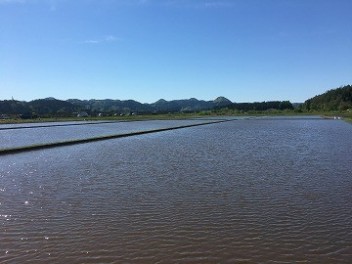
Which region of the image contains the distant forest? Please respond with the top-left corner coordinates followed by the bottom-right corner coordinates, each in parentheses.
top-left (1, 85), bottom-right (351, 119)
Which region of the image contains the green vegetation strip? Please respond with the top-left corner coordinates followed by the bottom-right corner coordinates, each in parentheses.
top-left (0, 120), bottom-right (230, 155)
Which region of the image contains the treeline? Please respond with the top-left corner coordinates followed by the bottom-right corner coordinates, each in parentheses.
top-left (302, 85), bottom-right (352, 112)
top-left (226, 101), bottom-right (293, 112)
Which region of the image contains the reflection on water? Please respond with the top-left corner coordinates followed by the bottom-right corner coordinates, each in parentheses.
top-left (0, 118), bottom-right (351, 263)
top-left (0, 119), bottom-right (217, 150)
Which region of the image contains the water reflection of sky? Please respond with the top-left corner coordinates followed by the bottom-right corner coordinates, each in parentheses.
top-left (0, 118), bottom-right (351, 263)
top-left (0, 120), bottom-right (222, 150)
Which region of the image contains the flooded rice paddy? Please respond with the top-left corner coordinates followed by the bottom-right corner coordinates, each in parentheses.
top-left (0, 118), bottom-right (351, 263)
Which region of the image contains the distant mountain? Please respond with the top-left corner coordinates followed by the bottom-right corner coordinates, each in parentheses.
top-left (67, 97), bottom-right (233, 114)
top-left (151, 98), bottom-right (214, 113)
top-left (67, 99), bottom-right (150, 114)
top-left (213, 96), bottom-right (233, 108)
top-left (0, 95), bottom-right (298, 118)
top-left (0, 100), bottom-right (30, 116)
top-left (303, 85), bottom-right (352, 111)
top-left (29, 98), bottom-right (78, 117)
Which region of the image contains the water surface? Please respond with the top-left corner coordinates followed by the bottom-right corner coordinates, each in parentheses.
top-left (0, 118), bottom-right (351, 263)
top-left (0, 119), bottom-right (218, 150)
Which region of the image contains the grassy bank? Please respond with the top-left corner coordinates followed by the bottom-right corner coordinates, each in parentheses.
top-left (318, 111), bottom-right (352, 123)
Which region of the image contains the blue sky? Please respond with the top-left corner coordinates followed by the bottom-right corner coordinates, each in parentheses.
top-left (1, 0), bottom-right (351, 103)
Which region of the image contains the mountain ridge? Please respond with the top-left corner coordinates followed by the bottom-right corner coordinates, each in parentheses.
top-left (0, 96), bottom-right (234, 118)
top-left (5, 84), bottom-right (350, 119)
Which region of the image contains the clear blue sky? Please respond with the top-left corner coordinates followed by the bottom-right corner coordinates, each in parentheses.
top-left (1, 0), bottom-right (351, 103)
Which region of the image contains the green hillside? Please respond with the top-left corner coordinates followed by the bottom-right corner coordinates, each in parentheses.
top-left (303, 85), bottom-right (352, 112)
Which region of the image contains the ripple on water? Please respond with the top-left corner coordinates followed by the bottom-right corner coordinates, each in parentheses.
top-left (0, 119), bottom-right (351, 263)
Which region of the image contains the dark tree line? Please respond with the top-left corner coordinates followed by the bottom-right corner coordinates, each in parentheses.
top-left (227, 101), bottom-right (294, 111)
